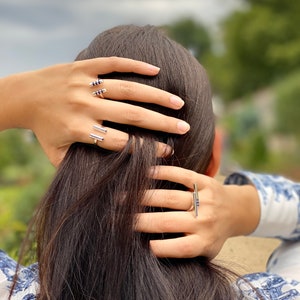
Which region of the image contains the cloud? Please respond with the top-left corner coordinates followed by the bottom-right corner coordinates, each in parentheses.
top-left (0, 0), bottom-right (242, 76)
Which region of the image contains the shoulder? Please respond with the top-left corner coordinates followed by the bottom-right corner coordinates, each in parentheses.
top-left (0, 250), bottom-right (38, 299)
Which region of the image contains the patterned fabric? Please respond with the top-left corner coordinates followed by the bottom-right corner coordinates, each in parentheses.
top-left (0, 172), bottom-right (299, 299)
top-left (0, 250), bottom-right (38, 299)
top-left (226, 172), bottom-right (300, 299)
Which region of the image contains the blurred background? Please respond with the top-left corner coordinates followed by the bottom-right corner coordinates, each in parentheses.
top-left (1, 0), bottom-right (300, 262)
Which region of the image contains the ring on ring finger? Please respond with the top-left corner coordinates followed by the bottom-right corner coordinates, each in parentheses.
top-left (89, 124), bottom-right (108, 145)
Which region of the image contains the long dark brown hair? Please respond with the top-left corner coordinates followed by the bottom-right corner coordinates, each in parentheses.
top-left (32, 25), bottom-right (238, 299)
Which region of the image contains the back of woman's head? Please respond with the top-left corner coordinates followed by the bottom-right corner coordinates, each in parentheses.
top-left (35, 25), bottom-right (236, 299)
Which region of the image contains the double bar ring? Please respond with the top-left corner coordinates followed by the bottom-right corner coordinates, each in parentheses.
top-left (188, 183), bottom-right (200, 218)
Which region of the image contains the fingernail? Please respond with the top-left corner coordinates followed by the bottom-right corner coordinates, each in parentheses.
top-left (149, 166), bottom-right (158, 177)
top-left (170, 95), bottom-right (184, 108)
top-left (147, 64), bottom-right (160, 73)
top-left (163, 145), bottom-right (174, 158)
top-left (177, 121), bottom-right (190, 134)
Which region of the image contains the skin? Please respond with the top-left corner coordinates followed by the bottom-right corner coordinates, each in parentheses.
top-left (137, 166), bottom-right (261, 259)
top-left (0, 57), bottom-right (190, 166)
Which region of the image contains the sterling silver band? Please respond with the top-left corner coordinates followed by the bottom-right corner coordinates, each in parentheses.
top-left (92, 88), bottom-right (107, 98)
top-left (89, 78), bottom-right (104, 87)
top-left (93, 124), bottom-right (107, 133)
top-left (89, 133), bottom-right (104, 143)
top-left (193, 183), bottom-right (200, 217)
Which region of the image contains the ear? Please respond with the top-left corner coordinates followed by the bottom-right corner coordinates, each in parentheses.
top-left (205, 128), bottom-right (222, 177)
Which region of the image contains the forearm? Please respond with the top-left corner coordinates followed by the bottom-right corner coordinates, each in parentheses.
top-left (226, 172), bottom-right (300, 240)
top-left (225, 184), bottom-right (260, 237)
top-left (0, 72), bottom-right (34, 131)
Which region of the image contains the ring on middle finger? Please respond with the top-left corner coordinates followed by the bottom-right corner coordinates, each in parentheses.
top-left (89, 78), bottom-right (104, 86)
top-left (92, 88), bottom-right (107, 98)
top-left (188, 183), bottom-right (200, 217)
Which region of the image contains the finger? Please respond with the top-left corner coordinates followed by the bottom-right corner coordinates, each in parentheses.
top-left (136, 211), bottom-right (194, 233)
top-left (142, 190), bottom-right (192, 210)
top-left (98, 79), bottom-right (184, 110)
top-left (94, 100), bottom-right (190, 134)
top-left (150, 166), bottom-right (212, 190)
top-left (76, 123), bottom-right (173, 157)
top-left (150, 235), bottom-right (201, 258)
top-left (78, 57), bottom-right (161, 76)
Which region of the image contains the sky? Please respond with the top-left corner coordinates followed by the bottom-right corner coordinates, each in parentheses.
top-left (0, 0), bottom-right (243, 76)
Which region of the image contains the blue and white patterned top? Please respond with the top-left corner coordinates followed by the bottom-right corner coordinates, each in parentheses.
top-left (1, 171), bottom-right (300, 299)
top-left (226, 172), bottom-right (300, 299)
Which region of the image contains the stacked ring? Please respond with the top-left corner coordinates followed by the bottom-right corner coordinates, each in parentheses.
top-left (89, 78), bottom-right (103, 86)
top-left (92, 88), bottom-right (107, 98)
top-left (89, 125), bottom-right (107, 145)
top-left (191, 183), bottom-right (200, 217)
top-left (89, 78), bottom-right (107, 98)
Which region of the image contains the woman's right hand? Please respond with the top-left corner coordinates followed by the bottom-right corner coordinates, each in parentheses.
top-left (0, 57), bottom-right (190, 166)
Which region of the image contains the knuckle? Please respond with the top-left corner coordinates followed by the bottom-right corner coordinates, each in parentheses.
top-left (108, 56), bottom-right (119, 69)
top-left (66, 121), bottom-right (80, 138)
top-left (158, 216), bottom-right (174, 233)
top-left (110, 135), bottom-right (128, 150)
top-left (70, 60), bottom-right (81, 73)
top-left (203, 189), bottom-right (215, 202)
top-left (203, 212), bottom-right (217, 225)
top-left (123, 106), bottom-right (143, 124)
top-left (178, 239), bottom-right (197, 258)
top-left (119, 81), bottom-right (135, 99)
top-left (165, 192), bottom-right (179, 208)
top-left (62, 83), bottom-right (86, 106)
top-left (178, 169), bottom-right (198, 186)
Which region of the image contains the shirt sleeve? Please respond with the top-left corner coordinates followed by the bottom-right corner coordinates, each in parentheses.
top-left (224, 171), bottom-right (300, 241)
top-left (234, 272), bottom-right (300, 299)
top-left (0, 250), bottom-right (38, 299)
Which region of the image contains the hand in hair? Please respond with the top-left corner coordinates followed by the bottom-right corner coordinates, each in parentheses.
top-left (136, 165), bottom-right (260, 259)
top-left (0, 57), bottom-right (189, 166)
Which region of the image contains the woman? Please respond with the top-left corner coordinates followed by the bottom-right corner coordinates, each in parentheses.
top-left (5, 25), bottom-right (240, 299)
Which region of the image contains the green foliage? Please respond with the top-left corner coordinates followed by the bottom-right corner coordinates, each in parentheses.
top-left (0, 130), bottom-right (33, 170)
top-left (206, 1), bottom-right (300, 102)
top-left (274, 70), bottom-right (300, 136)
top-left (0, 130), bottom-right (54, 260)
top-left (163, 18), bottom-right (211, 61)
top-left (165, 10), bottom-right (300, 176)
top-left (223, 103), bottom-right (270, 170)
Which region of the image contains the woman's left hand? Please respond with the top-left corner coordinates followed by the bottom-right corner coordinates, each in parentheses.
top-left (136, 166), bottom-right (260, 259)
top-left (1, 57), bottom-right (189, 166)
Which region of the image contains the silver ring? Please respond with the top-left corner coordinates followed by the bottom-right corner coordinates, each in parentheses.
top-left (93, 124), bottom-right (107, 133)
top-left (89, 78), bottom-right (103, 87)
top-left (89, 133), bottom-right (104, 144)
top-left (192, 183), bottom-right (200, 217)
top-left (92, 88), bottom-right (107, 98)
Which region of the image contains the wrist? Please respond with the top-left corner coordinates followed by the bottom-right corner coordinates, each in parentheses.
top-left (226, 184), bottom-right (260, 237)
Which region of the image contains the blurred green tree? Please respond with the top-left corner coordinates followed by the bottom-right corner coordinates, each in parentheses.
top-left (0, 130), bottom-right (54, 259)
top-left (163, 18), bottom-right (211, 62)
top-left (207, 0), bottom-right (300, 102)
top-left (274, 71), bottom-right (300, 136)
